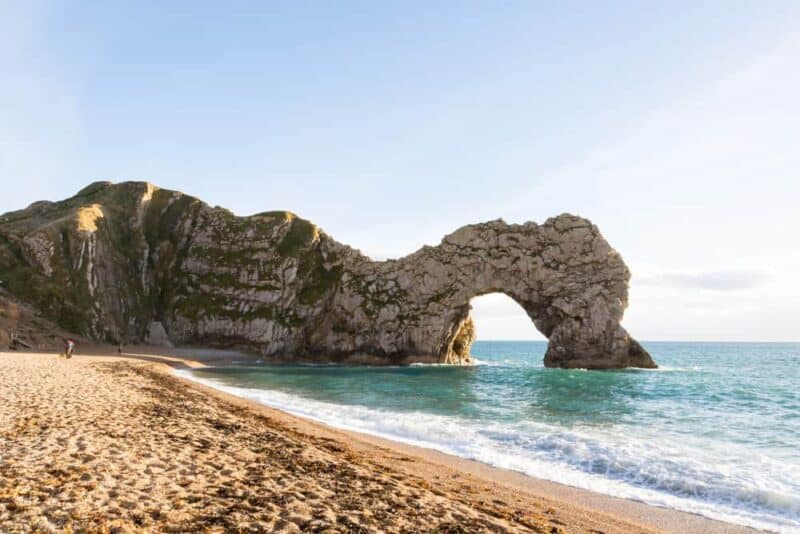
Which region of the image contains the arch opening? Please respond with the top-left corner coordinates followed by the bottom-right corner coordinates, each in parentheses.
top-left (441, 292), bottom-right (549, 364)
top-left (468, 293), bottom-right (546, 342)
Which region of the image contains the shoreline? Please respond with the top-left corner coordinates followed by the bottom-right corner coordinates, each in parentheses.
top-left (1, 348), bottom-right (760, 533)
top-left (164, 352), bottom-right (760, 534)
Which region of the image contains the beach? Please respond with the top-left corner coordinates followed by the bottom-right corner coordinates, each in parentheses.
top-left (0, 349), bottom-right (756, 533)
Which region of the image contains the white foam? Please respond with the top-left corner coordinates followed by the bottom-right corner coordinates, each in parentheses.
top-left (175, 369), bottom-right (800, 533)
top-left (468, 357), bottom-right (537, 368)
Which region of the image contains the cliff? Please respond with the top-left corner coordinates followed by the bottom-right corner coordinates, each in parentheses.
top-left (0, 181), bottom-right (655, 369)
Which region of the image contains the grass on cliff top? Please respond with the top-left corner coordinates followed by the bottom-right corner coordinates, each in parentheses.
top-left (277, 217), bottom-right (319, 257)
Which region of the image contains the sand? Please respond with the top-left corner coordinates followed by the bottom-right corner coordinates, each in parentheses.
top-left (0, 350), bottom-right (757, 533)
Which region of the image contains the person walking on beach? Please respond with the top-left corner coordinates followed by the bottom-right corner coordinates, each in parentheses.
top-left (62, 338), bottom-right (75, 359)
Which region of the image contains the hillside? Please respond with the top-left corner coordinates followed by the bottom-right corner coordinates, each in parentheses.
top-left (0, 181), bottom-right (654, 368)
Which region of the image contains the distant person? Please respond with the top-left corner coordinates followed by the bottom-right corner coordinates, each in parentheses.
top-left (117, 343), bottom-right (124, 355)
top-left (63, 338), bottom-right (75, 359)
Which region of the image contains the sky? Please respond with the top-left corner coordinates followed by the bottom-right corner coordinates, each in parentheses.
top-left (1, 1), bottom-right (798, 341)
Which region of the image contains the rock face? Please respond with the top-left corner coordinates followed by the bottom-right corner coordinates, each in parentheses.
top-left (0, 181), bottom-right (656, 369)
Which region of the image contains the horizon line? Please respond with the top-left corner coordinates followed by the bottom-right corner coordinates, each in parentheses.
top-left (475, 339), bottom-right (800, 344)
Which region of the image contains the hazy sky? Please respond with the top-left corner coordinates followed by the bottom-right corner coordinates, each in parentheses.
top-left (2, 1), bottom-right (798, 341)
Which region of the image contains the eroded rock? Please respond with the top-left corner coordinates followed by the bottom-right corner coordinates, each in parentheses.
top-left (0, 181), bottom-right (656, 369)
top-left (145, 321), bottom-right (174, 348)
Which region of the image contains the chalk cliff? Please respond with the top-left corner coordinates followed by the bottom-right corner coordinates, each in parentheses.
top-left (0, 181), bottom-right (655, 369)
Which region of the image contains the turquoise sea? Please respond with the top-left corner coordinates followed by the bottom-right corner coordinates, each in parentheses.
top-left (178, 341), bottom-right (800, 532)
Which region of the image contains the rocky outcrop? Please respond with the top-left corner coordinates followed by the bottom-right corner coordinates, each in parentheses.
top-left (145, 321), bottom-right (174, 348)
top-left (0, 181), bottom-right (656, 369)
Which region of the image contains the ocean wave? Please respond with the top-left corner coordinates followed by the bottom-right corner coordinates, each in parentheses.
top-left (629, 365), bottom-right (702, 372)
top-left (468, 357), bottom-right (537, 368)
top-left (409, 358), bottom-right (510, 367)
top-left (175, 369), bottom-right (800, 533)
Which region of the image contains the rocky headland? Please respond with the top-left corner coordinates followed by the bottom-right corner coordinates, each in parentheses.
top-left (0, 181), bottom-right (655, 369)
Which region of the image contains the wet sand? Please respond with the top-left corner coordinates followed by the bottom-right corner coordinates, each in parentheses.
top-left (0, 349), bottom-right (757, 533)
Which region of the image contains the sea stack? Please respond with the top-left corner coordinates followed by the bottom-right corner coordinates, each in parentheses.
top-left (0, 181), bottom-right (656, 369)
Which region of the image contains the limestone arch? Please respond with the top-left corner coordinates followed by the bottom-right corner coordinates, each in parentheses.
top-left (385, 216), bottom-right (658, 369)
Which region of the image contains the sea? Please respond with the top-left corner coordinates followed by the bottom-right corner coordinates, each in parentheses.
top-left (176, 341), bottom-right (800, 532)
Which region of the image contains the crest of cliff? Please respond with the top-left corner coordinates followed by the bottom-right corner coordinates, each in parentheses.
top-left (0, 181), bottom-right (655, 369)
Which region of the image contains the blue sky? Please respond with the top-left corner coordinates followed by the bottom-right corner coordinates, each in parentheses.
top-left (2, 1), bottom-right (799, 341)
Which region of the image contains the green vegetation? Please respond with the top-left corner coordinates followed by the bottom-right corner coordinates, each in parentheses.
top-left (298, 264), bottom-right (342, 305)
top-left (277, 217), bottom-right (317, 257)
top-left (172, 288), bottom-right (303, 328)
top-left (142, 189), bottom-right (174, 244)
top-left (74, 181), bottom-right (112, 198)
top-left (189, 246), bottom-right (270, 269)
top-left (0, 181), bottom-right (349, 347)
top-left (331, 321), bottom-right (352, 334)
top-left (0, 235), bottom-right (92, 335)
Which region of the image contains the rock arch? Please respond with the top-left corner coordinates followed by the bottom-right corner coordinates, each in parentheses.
top-left (1, 181), bottom-right (655, 369)
top-left (322, 214), bottom-right (656, 369)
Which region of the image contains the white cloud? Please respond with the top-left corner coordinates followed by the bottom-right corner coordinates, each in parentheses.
top-left (635, 270), bottom-right (770, 291)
